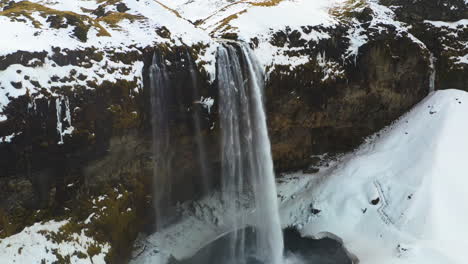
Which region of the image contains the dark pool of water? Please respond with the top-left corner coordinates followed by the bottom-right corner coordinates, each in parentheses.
top-left (168, 227), bottom-right (355, 264)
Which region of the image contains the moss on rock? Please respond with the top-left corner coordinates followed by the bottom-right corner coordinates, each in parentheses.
top-left (0, 1), bottom-right (110, 41)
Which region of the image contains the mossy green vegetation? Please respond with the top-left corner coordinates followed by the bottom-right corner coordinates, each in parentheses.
top-left (98, 12), bottom-right (146, 29)
top-left (212, 10), bottom-right (247, 34)
top-left (0, 206), bottom-right (60, 239)
top-left (330, 0), bottom-right (368, 20)
top-left (0, 179), bottom-right (151, 263)
top-left (73, 179), bottom-right (152, 263)
top-left (250, 0), bottom-right (285, 7)
top-left (0, 209), bottom-right (18, 239)
top-left (96, 79), bottom-right (140, 132)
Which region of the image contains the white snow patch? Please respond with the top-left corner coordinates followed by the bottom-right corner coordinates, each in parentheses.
top-left (424, 19), bottom-right (468, 29)
top-left (85, 213), bottom-right (96, 224)
top-left (228, 0), bottom-right (342, 41)
top-left (0, 132), bottom-right (21, 143)
top-left (454, 54), bottom-right (468, 64)
top-left (0, 220), bottom-right (110, 264)
top-left (198, 96), bottom-right (214, 114)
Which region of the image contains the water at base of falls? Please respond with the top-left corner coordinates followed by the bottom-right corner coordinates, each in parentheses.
top-left (217, 42), bottom-right (284, 264)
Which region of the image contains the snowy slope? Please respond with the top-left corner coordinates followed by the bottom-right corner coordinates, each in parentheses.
top-left (0, 220), bottom-right (110, 264)
top-left (206, 0), bottom-right (343, 38)
top-left (156, 0), bottom-right (236, 23)
top-left (0, 0), bottom-right (212, 55)
top-left (281, 89), bottom-right (468, 264)
top-left (132, 89), bottom-right (468, 264)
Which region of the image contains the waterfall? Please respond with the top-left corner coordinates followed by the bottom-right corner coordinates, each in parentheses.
top-left (149, 52), bottom-right (172, 231)
top-left (217, 43), bottom-right (284, 264)
top-left (187, 54), bottom-right (212, 192)
top-left (150, 50), bottom-right (213, 231)
top-left (429, 53), bottom-right (436, 93)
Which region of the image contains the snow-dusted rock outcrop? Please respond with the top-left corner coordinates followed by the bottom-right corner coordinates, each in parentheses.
top-left (379, 0), bottom-right (468, 91)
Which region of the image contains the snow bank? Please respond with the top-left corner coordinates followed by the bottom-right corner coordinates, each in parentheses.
top-left (0, 220), bottom-right (110, 264)
top-left (282, 89), bottom-right (468, 264)
top-left (227, 0), bottom-right (342, 40)
top-left (132, 89), bottom-right (468, 264)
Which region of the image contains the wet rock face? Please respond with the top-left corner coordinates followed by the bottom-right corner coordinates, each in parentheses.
top-left (0, 45), bottom-right (218, 213)
top-left (380, 0), bottom-right (468, 22)
top-left (139, 46), bottom-right (219, 203)
top-left (380, 0), bottom-right (468, 92)
top-left (414, 21), bottom-right (468, 91)
top-left (0, 34), bottom-right (431, 211)
top-left (265, 31), bottom-right (429, 172)
top-left (0, 45), bottom-right (143, 211)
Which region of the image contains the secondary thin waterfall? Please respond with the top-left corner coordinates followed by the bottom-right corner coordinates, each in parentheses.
top-left (217, 43), bottom-right (284, 264)
top-left (188, 53), bottom-right (212, 192)
top-left (149, 52), bottom-right (172, 231)
top-left (429, 53), bottom-right (436, 93)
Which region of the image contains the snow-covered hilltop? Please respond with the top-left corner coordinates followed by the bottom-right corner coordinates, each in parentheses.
top-left (0, 0), bottom-right (217, 123)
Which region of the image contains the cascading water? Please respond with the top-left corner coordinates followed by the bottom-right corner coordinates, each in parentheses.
top-left (149, 50), bottom-right (214, 231)
top-left (429, 53), bottom-right (436, 93)
top-left (188, 54), bottom-right (212, 192)
top-left (217, 42), bottom-right (284, 264)
top-left (149, 52), bottom-right (173, 231)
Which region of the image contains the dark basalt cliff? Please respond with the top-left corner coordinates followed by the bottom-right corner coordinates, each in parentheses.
top-left (381, 0), bottom-right (468, 91)
top-left (266, 34), bottom-right (429, 172)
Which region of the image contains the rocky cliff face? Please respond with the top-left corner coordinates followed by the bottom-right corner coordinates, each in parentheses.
top-left (0, 0), bottom-right (466, 261)
top-left (380, 0), bottom-right (468, 91)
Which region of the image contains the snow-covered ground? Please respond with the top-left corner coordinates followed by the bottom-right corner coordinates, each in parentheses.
top-left (0, 0), bottom-right (212, 55)
top-left (0, 220), bottom-right (110, 264)
top-left (132, 89), bottom-right (468, 264)
top-left (282, 89), bottom-right (468, 264)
